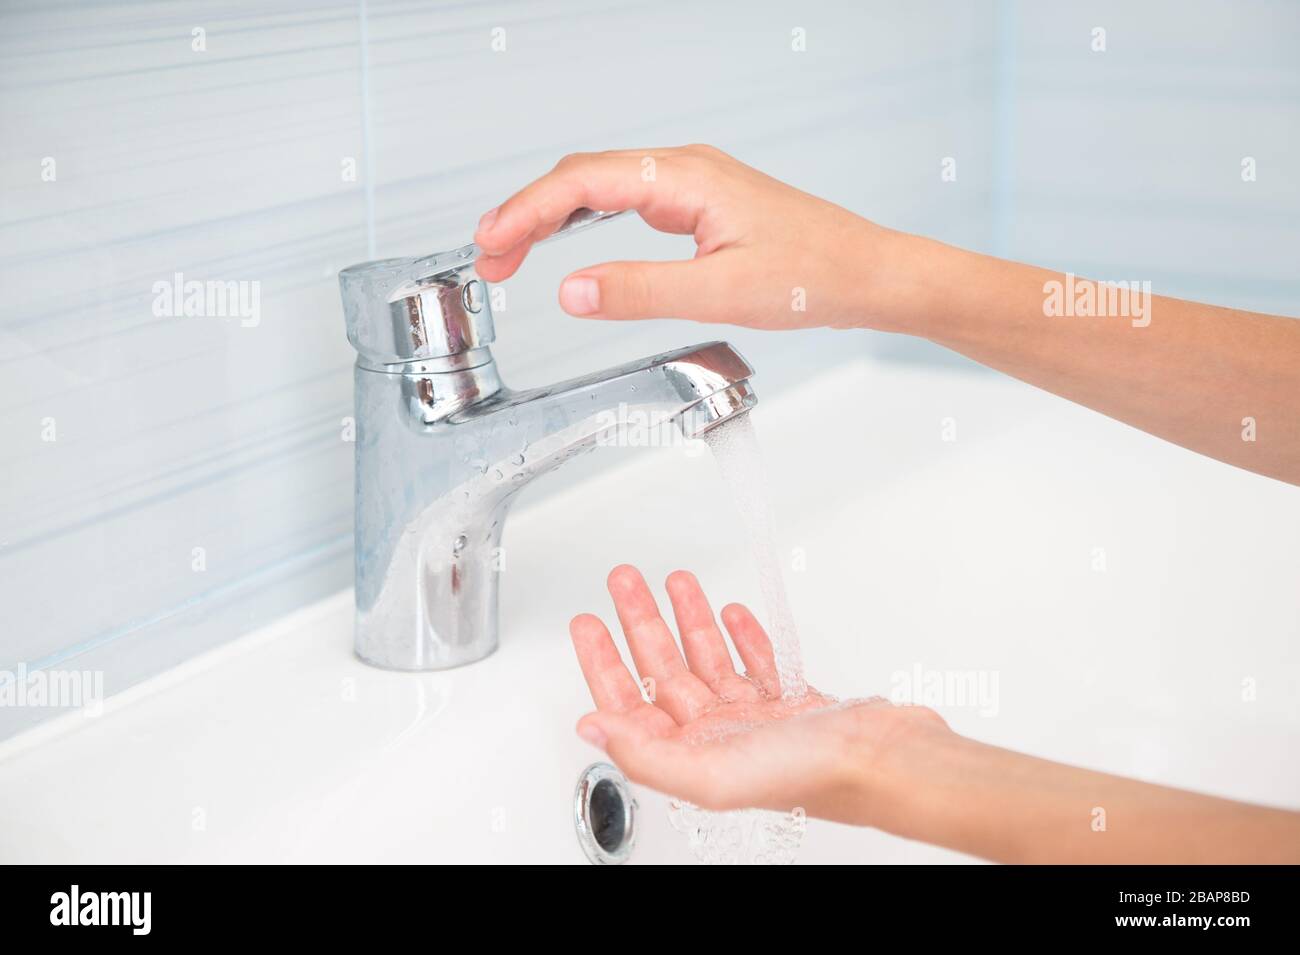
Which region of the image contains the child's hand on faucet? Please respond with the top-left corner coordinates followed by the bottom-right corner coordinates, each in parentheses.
top-left (473, 145), bottom-right (906, 331)
top-left (477, 144), bottom-right (1300, 484)
top-left (569, 563), bottom-right (950, 827)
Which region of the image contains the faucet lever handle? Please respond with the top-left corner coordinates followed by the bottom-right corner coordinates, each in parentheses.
top-left (539, 207), bottom-right (630, 245)
top-left (340, 209), bottom-right (630, 367)
top-left (404, 207), bottom-right (628, 289)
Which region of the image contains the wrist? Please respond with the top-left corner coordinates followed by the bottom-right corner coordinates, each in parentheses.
top-left (855, 720), bottom-right (1027, 860)
top-left (858, 718), bottom-right (965, 837)
top-left (851, 227), bottom-right (960, 337)
top-left (864, 724), bottom-right (1066, 863)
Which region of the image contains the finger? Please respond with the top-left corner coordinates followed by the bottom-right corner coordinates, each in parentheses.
top-left (558, 256), bottom-right (726, 322)
top-left (665, 571), bottom-right (761, 701)
top-left (475, 207), bottom-right (579, 282)
top-left (607, 564), bottom-right (716, 722)
top-left (473, 151), bottom-right (705, 261)
top-left (569, 613), bottom-right (647, 713)
top-left (720, 602), bottom-right (781, 698)
top-left (474, 240), bottom-right (534, 283)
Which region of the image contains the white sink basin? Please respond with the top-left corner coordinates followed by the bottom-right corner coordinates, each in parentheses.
top-left (1, 357), bottom-right (1296, 863)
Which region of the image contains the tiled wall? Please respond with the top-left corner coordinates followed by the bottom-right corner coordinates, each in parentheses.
top-left (2, 0), bottom-right (1295, 738)
top-left (1, 1), bottom-right (372, 740)
top-left (1002, 0), bottom-right (1300, 315)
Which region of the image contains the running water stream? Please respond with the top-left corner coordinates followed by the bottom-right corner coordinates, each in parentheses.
top-left (702, 414), bottom-right (807, 700)
top-left (664, 414), bottom-right (809, 864)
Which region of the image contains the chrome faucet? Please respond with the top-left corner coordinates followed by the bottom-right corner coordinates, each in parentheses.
top-left (338, 210), bottom-right (757, 670)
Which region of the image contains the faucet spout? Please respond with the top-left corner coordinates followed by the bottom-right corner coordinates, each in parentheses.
top-left (350, 340), bottom-right (756, 670)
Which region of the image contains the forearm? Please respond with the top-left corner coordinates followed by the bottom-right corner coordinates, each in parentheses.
top-left (868, 729), bottom-right (1300, 864)
top-left (874, 232), bottom-right (1300, 486)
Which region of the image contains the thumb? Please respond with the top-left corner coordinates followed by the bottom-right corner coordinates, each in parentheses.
top-left (558, 259), bottom-right (718, 322)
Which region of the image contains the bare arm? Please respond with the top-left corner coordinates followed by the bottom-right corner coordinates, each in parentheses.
top-left (475, 145), bottom-right (1300, 485)
top-left (890, 237), bottom-right (1300, 485)
top-left (874, 728), bottom-right (1300, 864)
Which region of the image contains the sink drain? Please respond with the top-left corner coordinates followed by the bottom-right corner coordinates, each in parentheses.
top-left (574, 762), bottom-right (636, 864)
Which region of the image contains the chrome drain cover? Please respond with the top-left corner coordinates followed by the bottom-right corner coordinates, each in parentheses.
top-left (574, 762), bottom-right (636, 864)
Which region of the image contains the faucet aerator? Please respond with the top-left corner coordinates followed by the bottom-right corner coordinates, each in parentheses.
top-left (678, 380), bottom-right (759, 440)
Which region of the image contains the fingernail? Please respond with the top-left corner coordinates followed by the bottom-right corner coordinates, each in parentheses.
top-left (560, 276), bottom-right (600, 316)
top-left (476, 206), bottom-right (499, 234)
top-left (577, 723), bottom-right (607, 750)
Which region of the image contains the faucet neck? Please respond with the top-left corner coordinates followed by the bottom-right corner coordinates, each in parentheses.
top-left (358, 348), bottom-right (504, 427)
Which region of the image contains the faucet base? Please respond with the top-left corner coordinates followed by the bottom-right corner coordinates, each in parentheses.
top-left (351, 492), bottom-right (509, 671)
top-left (352, 639), bottom-right (499, 672)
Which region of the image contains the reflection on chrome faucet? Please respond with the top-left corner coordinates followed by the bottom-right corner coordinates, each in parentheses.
top-left (338, 210), bottom-right (758, 670)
